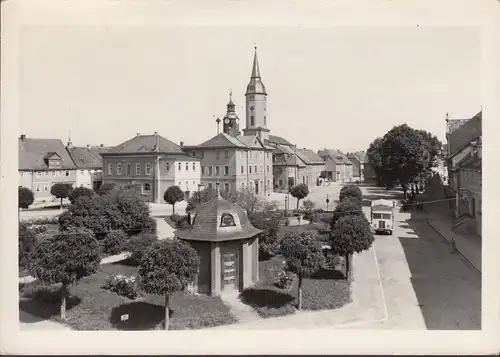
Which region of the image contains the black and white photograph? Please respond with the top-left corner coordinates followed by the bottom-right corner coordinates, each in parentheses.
top-left (1, 0), bottom-right (499, 355)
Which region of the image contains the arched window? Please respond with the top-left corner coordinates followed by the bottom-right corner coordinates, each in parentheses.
top-left (220, 213), bottom-right (236, 227)
top-left (117, 163), bottom-right (122, 175)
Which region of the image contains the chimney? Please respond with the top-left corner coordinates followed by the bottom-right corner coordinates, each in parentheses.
top-left (100, 144), bottom-right (104, 148)
top-left (180, 141), bottom-right (184, 147)
top-left (136, 133), bottom-right (141, 137)
top-left (87, 144), bottom-right (90, 148)
top-left (154, 132), bottom-right (158, 135)
top-left (20, 134), bottom-right (26, 142)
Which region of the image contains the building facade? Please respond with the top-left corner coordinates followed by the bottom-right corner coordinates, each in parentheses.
top-left (347, 151), bottom-right (367, 180)
top-left (101, 133), bottom-right (201, 203)
top-left (18, 135), bottom-right (77, 202)
top-left (318, 149), bottom-right (353, 182)
top-left (67, 143), bottom-right (111, 191)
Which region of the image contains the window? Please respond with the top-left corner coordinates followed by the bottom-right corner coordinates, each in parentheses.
top-left (117, 163), bottom-right (123, 175)
top-left (208, 183), bottom-right (213, 189)
top-left (35, 184), bottom-right (41, 192)
top-left (267, 180), bottom-right (269, 189)
top-left (264, 116), bottom-right (267, 125)
top-left (260, 165), bottom-right (263, 173)
top-left (224, 166), bottom-right (229, 176)
top-left (267, 165), bottom-right (270, 173)
top-left (249, 151), bottom-right (252, 159)
top-left (178, 162), bottom-right (181, 171)
top-left (136, 163), bottom-right (141, 175)
top-left (266, 152), bottom-right (269, 159)
top-left (193, 163), bottom-right (196, 171)
top-left (208, 166), bottom-right (213, 176)
top-left (241, 165), bottom-right (244, 174)
top-left (242, 182), bottom-right (245, 189)
top-left (201, 166), bottom-right (205, 175)
top-left (186, 163), bottom-right (189, 171)
top-left (165, 162), bottom-right (169, 171)
top-left (201, 151), bottom-right (204, 159)
top-left (142, 183), bottom-right (151, 195)
top-left (145, 163), bottom-right (152, 175)
top-left (255, 165), bottom-right (257, 173)
top-left (224, 150), bottom-right (229, 159)
top-left (65, 171), bottom-right (70, 177)
top-left (216, 151), bottom-right (220, 160)
top-left (279, 179), bottom-right (283, 186)
top-left (251, 116), bottom-right (255, 126)
top-left (249, 165), bottom-right (252, 174)
top-left (224, 183), bottom-right (229, 192)
top-left (241, 151), bottom-right (244, 159)
top-left (36, 172), bottom-right (41, 177)
top-left (216, 166), bottom-right (220, 176)
top-left (126, 163), bottom-right (132, 176)
top-left (192, 151), bottom-right (196, 157)
top-left (44, 184), bottom-right (50, 192)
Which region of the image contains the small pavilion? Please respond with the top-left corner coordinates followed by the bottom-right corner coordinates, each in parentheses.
top-left (174, 184), bottom-right (261, 296)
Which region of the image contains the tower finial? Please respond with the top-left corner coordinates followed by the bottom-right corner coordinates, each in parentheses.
top-left (251, 45), bottom-right (260, 78)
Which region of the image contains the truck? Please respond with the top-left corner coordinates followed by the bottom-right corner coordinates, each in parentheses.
top-left (370, 199), bottom-right (395, 235)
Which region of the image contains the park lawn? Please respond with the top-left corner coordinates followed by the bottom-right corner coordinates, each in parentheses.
top-left (240, 255), bottom-right (351, 318)
top-left (19, 261), bottom-right (237, 330)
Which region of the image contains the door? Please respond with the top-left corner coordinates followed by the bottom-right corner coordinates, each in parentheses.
top-left (255, 181), bottom-right (259, 195)
top-left (221, 252), bottom-right (238, 292)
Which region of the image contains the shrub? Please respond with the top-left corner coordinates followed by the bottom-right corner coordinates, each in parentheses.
top-left (289, 184), bottom-right (309, 210)
top-left (102, 274), bottom-right (140, 299)
top-left (27, 223), bottom-right (48, 236)
top-left (112, 193), bottom-right (152, 235)
top-left (98, 182), bottom-right (117, 196)
top-left (248, 211), bottom-right (282, 259)
top-left (58, 210), bottom-right (76, 231)
top-left (50, 183), bottom-right (73, 208)
top-left (19, 187), bottom-right (35, 210)
top-left (339, 185), bottom-right (363, 202)
top-left (27, 229), bottom-right (101, 320)
top-left (302, 199), bottom-right (315, 212)
top-left (101, 230), bottom-right (128, 255)
top-left (330, 197), bottom-right (363, 230)
top-left (142, 217), bottom-right (157, 233)
top-left (26, 217), bottom-right (59, 225)
top-left (274, 271), bottom-right (295, 290)
top-left (19, 222), bottom-right (37, 268)
top-left (138, 239), bottom-right (199, 330)
top-left (69, 186), bottom-right (94, 204)
top-left (123, 232), bottom-right (158, 265)
top-left (163, 186), bottom-right (185, 215)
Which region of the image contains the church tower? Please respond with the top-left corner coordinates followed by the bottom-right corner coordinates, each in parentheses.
top-left (242, 46), bottom-right (270, 142)
top-left (222, 92), bottom-right (241, 137)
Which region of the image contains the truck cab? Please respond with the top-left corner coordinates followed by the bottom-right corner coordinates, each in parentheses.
top-left (370, 199), bottom-right (395, 235)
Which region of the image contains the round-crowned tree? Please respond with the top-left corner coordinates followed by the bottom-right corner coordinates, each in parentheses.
top-left (248, 211), bottom-right (282, 260)
top-left (330, 214), bottom-right (374, 280)
top-left (163, 186), bottom-right (185, 215)
top-left (19, 187), bottom-right (35, 211)
top-left (101, 229), bottom-right (128, 255)
top-left (123, 232), bottom-right (158, 265)
top-left (50, 183), bottom-right (73, 209)
top-left (280, 232), bottom-right (325, 310)
top-left (330, 196), bottom-right (364, 230)
top-left (290, 183), bottom-right (309, 210)
top-left (27, 229), bottom-right (101, 320)
top-left (339, 185), bottom-right (363, 202)
top-left (69, 186), bottom-right (95, 204)
top-left (138, 239), bottom-right (199, 330)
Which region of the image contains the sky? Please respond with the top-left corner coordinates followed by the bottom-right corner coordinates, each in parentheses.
top-left (18, 25), bottom-right (481, 153)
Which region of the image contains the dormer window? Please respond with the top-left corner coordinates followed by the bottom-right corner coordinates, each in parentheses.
top-left (44, 152), bottom-right (62, 169)
top-left (220, 213), bottom-right (236, 227)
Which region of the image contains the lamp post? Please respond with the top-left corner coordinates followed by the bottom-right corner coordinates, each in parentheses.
top-left (285, 195), bottom-right (288, 213)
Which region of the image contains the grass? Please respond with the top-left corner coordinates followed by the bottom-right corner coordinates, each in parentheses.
top-left (240, 254), bottom-right (351, 318)
top-left (19, 261), bottom-right (237, 330)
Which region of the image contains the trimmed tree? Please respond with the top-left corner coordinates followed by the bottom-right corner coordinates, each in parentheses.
top-left (330, 196), bottom-right (363, 230)
top-left (98, 182), bottom-right (117, 196)
top-left (27, 229), bottom-right (101, 320)
top-left (69, 186), bottom-right (95, 204)
top-left (339, 185), bottom-right (362, 202)
top-left (19, 222), bottom-right (37, 268)
top-left (330, 215), bottom-right (374, 280)
top-left (123, 232), bottom-right (158, 266)
top-left (290, 183), bottom-right (309, 210)
top-left (248, 210), bottom-right (282, 260)
top-left (19, 187), bottom-right (34, 213)
top-left (280, 232), bottom-right (325, 310)
top-left (50, 183), bottom-right (73, 209)
top-left (163, 186), bottom-right (185, 215)
top-left (138, 239), bottom-right (199, 330)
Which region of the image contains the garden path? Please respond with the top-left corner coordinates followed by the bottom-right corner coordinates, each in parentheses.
top-left (220, 292), bottom-right (263, 324)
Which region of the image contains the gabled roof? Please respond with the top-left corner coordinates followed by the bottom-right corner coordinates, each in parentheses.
top-left (19, 137), bottom-right (77, 170)
top-left (295, 148), bottom-right (325, 165)
top-left (236, 135), bottom-right (264, 149)
top-left (105, 134), bottom-right (184, 155)
top-left (447, 111), bottom-right (482, 157)
top-left (190, 132), bottom-right (248, 149)
top-left (273, 152), bottom-right (306, 167)
top-left (266, 135), bottom-right (293, 147)
top-left (68, 146), bottom-right (113, 169)
top-left (318, 149), bottom-right (352, 165)
top-left (347, 151), bottom-right (367, 164)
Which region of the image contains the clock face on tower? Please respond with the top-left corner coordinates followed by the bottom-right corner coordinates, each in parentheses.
top-left (224, 118), bottom-right (230, 124)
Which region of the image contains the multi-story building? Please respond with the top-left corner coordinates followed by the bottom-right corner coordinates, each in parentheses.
top-left (101, 133), bottom-right (200, 203)
top-left (317, 149), bottom-right (353, 182)
top-left (346, 151), bottom-right (367, 180)
top-left (18, 134), bottom-right (77, 202)
top-left (295, 148), bottom-right (326, 186)
top-left (272, 144), bottom-right (306, 191)
top-left (183, 95), bottom-right (274, 196)
top-left (67, 143), bottom-right (111, 191)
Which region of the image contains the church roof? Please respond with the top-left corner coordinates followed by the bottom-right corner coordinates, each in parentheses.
top-left (174, 189), bottom-right (262, 242)
top-left (104, 133), bottom-right (184, 155)
top-left (245, 48), bottom-right (267, 95)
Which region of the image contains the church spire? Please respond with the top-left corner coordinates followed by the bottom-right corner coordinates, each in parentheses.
top-left (251, 45), bottom-right (261, 79)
